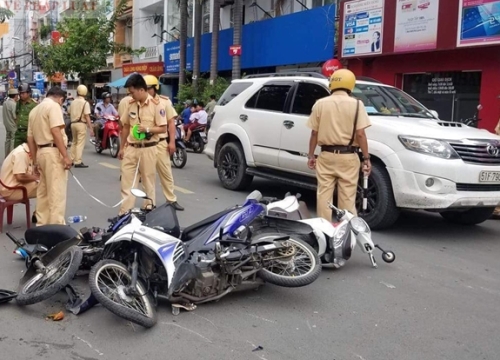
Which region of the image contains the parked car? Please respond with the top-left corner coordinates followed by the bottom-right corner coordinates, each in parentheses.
top-left (205, 72), bottom-right (500, 230)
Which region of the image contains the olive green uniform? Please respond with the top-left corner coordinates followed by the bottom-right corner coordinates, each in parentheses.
top-left (15, 99), bottom-right (38, 148)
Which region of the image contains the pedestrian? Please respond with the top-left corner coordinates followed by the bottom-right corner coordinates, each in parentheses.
top-left (14, 84), bottom-right (38, 148)
top-left (144, 75), bottom-right (184, 211)
top-left (3, 88), bottom-right (19, 158)
top-left (69, 85), bottom-right (93, 168)
top-left (205, 94), bottom-right (217, 116)
top-left (118, 73), bottom-right (168, 215)
top-left (93, 92), bottom-right (118, 144)
top-left (27, 86), bottom-right (72, 226)
top-left (307, 69), bottom-right (372, 221)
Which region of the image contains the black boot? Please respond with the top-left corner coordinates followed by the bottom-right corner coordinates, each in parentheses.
top-left (170, 201), bottom-right (184, 211)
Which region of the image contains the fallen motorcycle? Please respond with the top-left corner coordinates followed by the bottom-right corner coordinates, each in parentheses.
top-left (88, 189), bottom-right (321, 328)
top-left (257, 193), bottom-right (395, 269)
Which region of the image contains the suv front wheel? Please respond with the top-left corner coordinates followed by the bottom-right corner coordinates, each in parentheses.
top-left (217, 142), bottom-right (253, 190)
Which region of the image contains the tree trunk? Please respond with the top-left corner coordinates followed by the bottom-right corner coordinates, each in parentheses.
top-left (232, 0), bottom-right (243, 80)
top-left (179, 0), bottom-right (188, 86)
top-left (193, 0), bottom-right (202, 95)
top-left (210, 0), bottom-right (220, 84)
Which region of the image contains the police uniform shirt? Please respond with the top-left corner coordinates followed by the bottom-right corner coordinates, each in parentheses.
top-left (69, 97), bottom-right (91, 123)
top-left (121, 94), bottom-right (168, 143)
top-left (27, 97), bottom-right (67, 146)
top-left (307, 92), bottom-right (371, 147)
top-left (0, 144), bottom-right (33, 194)
top-left (156, 95), bottom-right (178, 139)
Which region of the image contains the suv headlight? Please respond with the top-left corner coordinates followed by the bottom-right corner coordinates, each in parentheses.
top-left (398, 136), bottom-right (459, 159)
top-left (350, 217), bottom-right (370, 234)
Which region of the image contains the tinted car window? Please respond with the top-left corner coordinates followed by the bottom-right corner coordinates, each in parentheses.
top-left (246, 85), bottom-right (292, 112)
top-left (291, 83), bottom-right (330, 115)
top-left (218, 82), bottom-right (253, 106)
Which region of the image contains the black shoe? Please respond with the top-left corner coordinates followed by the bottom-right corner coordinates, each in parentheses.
top-left (170, 201), bottom-right (184, 211)
top-left (74, 163), bottom-right (89, 168)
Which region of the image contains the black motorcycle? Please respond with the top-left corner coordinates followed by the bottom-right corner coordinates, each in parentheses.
top-left (171, 119), bottom-right (188, 168)
top-left (183, 122), bottom-right (207, 154)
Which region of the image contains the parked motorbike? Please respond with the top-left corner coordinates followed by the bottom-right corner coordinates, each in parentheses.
top-left (88, 189), bottom-right (321, 328)
top-left (92, 114), bottom-right (121, 158)
top-left (459, 104), bottom-right (482, 127)
top-left (171, 118), bottom-right (187, 168)
top-left (180, 121), bottom-right (207, 153)
top-left (257, 193), bottom-right (395, 269)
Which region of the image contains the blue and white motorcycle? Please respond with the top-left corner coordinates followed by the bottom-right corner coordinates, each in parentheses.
top-left (89, 189), bottom-right (322, 328)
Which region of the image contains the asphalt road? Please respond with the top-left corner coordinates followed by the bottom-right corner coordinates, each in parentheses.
top-left (0, 118), bottom-right (499, 360)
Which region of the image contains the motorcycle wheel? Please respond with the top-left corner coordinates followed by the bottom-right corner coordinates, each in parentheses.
top-left (172, 148), bottom-right (187, 168)
top-left (16, 246), bottom-right (83, 306)
top-left (89, 260), bottom-right (157, 328)
top-left (109, 136), bottom-right (120, 158)
top-left (94, 141), bottom-right (103, 154)
top-left (193, 140), bottom-right (205, 154)
top-left (258, 238), bottom-right (321, 288)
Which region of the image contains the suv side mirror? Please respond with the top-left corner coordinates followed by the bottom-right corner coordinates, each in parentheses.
top-left (429, 110), bottom-right (439, 119)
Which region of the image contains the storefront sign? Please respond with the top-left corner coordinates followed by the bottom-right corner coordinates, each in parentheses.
top-left (321, 59), bottom-right (343, 77)
top-left (164, 40), bottom-right (193, 73)
top-left (457, 0), bottom-right (500, 47)
top-left (394, 0), bottom-right (439, 52)
top-left (122, 62), bottom-right (164, 77)
top-left (427, 77), bottom-right (456, 95)
top-left (342, 0), bottom-right (384, 57)
top-left (50, 72), bottom-right (65, 83)
top-left (229, 45), bottom-right (242, 56)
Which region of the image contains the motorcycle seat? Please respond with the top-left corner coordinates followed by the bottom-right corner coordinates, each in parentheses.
top-left (181, 208), bottom-right (235, 241)
top-left (25, 225), bottom-right (79, 249)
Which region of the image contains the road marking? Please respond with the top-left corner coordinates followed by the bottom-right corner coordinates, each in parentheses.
top-left (174, 185), bottom-right (194, 194)
top-left (99, 162), bottom-right (120, 169)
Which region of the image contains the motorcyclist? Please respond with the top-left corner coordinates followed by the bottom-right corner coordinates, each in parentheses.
top-left (93, 92), bottom-right (118, 143)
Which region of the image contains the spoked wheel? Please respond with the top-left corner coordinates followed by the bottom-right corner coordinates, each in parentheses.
top-left (172, 148), bottom-right (187, 168)
top-left (109, 136), bottom-right (120, 158)
top-left (258, 238), bottom-right (321, 288)
top-left (16, 246), bottom-right (83, 306)
top-left (89, 260), bottom-right (157, 328)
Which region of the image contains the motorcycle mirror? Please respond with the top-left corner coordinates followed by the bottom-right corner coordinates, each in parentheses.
top-left (131, 188), bottom-right (147, 198)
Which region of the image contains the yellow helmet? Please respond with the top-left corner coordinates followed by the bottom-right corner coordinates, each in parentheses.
top-left (77, 84), bottom-right (88, 96)
top-left (329, 69), bottom-right (356, 92)
top-left (143, 74), bottom-right (159, 90)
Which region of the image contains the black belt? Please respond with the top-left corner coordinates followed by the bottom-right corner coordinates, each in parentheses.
top-left (128, 142), bottom-right (158, 148)
top-left (159, 137), bottom-right (167, 142)
top-left (321, 145), bottom-right (358, 154)
top-left (38, 143), bottom-right (57, 148)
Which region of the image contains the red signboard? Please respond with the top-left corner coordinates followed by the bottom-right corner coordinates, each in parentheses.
top-left (321, 59), bottom-right (342, 77)
top-left (122, 61), bottom-right (164, 77)
top-left (51, 31), bottom-right (64, 45)
top-left (229, 45), bottom-right (242, 56)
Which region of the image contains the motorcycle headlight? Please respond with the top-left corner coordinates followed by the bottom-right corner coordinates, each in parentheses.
top-left (333, 223), bottom-right (348, 248)
top-left (350, 217), bottom-right (370, 234)
top-left (398, 136), bottom-right (459, 159)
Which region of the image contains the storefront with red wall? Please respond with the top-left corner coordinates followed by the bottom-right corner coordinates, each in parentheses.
top-left (339, 0), bottom-right (500, 132)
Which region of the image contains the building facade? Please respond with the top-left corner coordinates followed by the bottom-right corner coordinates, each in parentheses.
top-left (338, 0), bottom-right (500, 133)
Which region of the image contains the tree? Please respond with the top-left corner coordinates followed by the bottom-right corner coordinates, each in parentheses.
top-left (0, 8), bottom-right (14, 23)
top-left (33, 0), bottom-right (144, 80)
top-left (232, 0), bottom-right (243, 80)
top-left (209, 0), bottom-right (221, 83)
top-left (192, 0), bottom-right (202, 94)
top-left (177, 0), bottom-right (189, 86)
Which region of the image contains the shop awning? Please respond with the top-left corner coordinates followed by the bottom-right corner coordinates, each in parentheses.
top-left (159, 73), bottom-right (179, 80)
top-left (106, 73), bottom-right (147, 88)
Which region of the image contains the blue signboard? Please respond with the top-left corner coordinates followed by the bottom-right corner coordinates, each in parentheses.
top-left (34, 72), bottom-right (45, 94)
top-left (8, 70), bottom-right (18, 88)
top-left (164, 4), bottom-right (336, 73)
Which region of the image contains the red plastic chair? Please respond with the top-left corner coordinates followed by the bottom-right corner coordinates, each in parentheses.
top-left (0, 179), bottom-right (31, 233)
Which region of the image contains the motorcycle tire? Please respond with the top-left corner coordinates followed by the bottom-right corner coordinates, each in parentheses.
top-left (258, 238), bottom-right (321, 288)
top-left (193, 141), bottom-right (205, 154)
top-left (89, 260), bottom-right (157, 328)
top-left (109, 136), bottom-right (120, 158)
top-left (16, 246), bottom-right (83, 306)
top-left (172, 148), bottom-right (187, 168)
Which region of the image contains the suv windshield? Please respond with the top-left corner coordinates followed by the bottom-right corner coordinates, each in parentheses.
top-left (352, 83), bottom-right (435, 119)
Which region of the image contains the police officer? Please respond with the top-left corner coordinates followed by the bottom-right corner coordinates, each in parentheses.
top-left (144, 74), bottom-right (184, 211)
top-left (118, 74), bottom-right (167, 215)
top-left (307, 69), bottom-right (372, 221)
top-left (15, 84), bottom-right (38, 148)
top-left (69, 85), bottom-right (93, 168)
top-left (27, 86), bottom-right (72, 226)
top-left (3, 88), bottom-right (19, 158)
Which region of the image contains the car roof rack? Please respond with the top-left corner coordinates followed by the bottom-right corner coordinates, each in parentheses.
top-left (356, 76), bottom-right (383, 83)
top-left (242, 72), bottom-right (328, 79)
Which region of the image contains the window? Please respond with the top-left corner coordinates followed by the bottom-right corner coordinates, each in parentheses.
top-left (312, 0), bottom-right (336, 8)
top-left (218, 82), bottom-right (253, 106)
top-left (246, 85), bottom-right (292, 112)
top-left (291, 83), bottom-right (330, 115)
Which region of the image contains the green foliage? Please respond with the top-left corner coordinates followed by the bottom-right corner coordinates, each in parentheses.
top-left (174, 73), bottom-right (230, 113)
top-left (0, 8), bottom-right (14, 23)
top-left (33, 0), bottom-right (145, 79)
top-left (39, 24), bottom-right (51, 40)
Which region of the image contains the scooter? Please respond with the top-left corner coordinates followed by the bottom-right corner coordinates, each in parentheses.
top-left (171, 118), bottom-right (188, 168)
top-left (260, 184), bottom-right (395, 269)
top-left (92, 114), bottom-right (121, 158)
top-left (181, 122), bottom-right (207, 153)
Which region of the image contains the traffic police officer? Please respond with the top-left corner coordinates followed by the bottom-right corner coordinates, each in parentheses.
top-left (307, 69), bottom-right (372, 221)
top-left (15, 83), bottom-right (38, 148)
top-left (144, 74), bottom-right (184, 211)
top-left (69, 85), bottom-right (93, 168)
top-left (118, 74), bottom-right (167, 215)
top-left (3, 88), bottom-right (19, 157)
top-left (27, 86), bottom-right (72, 226)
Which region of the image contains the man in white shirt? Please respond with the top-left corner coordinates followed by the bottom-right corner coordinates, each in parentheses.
top-left (185, 101), bottom-right (207, 142)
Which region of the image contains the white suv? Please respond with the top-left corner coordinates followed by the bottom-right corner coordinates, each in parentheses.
top-left (205, 72), bottom-right (500, 229)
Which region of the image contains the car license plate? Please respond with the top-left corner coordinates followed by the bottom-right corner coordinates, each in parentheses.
top-left (479, 171), bottom-right (500, 182)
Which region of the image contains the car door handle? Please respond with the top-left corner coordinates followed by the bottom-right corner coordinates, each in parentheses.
top-left (240, 114), bottom-right (248, 121)
top-left (283, 120), bottom-right (294, 129)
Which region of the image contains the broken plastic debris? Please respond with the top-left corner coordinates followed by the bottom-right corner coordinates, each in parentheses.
top-left (252, 346), bottom-right (263, 352)
top-left (46, 311), bottom-right (64, 321)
